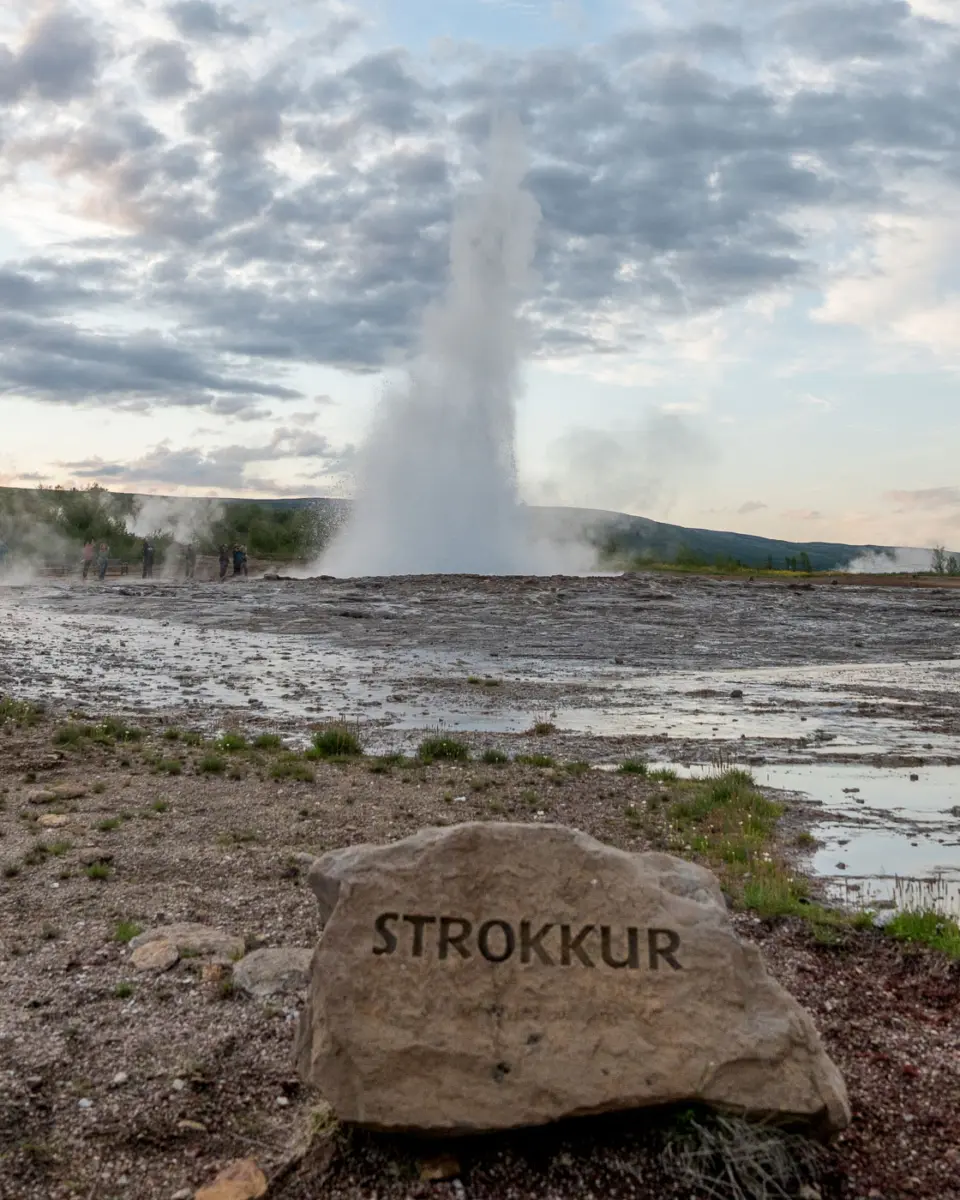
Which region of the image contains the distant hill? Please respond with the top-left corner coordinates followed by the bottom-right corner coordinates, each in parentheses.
top-left (0, 486), bottom-right (943, 572)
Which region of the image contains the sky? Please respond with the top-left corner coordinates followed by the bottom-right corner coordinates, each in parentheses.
top-left (1, 0), bottom-right (959, 548)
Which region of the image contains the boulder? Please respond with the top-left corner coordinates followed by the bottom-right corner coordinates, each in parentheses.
top-left (130, 923), bottom-right (244, 961)
top-left (131, 938), bottom-right (179, 972)
top-left (295, 823), bottom-right (850, 1135)
top-left (233, 947), bottom-right (313, 999)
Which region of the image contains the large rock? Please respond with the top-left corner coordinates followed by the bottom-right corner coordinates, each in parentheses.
top-left (295, 823), bottom-right (850, 1135)
top-left (130, 923), bottom-right (244, 961)
top-left (233, 947), bottom-right (313, 998)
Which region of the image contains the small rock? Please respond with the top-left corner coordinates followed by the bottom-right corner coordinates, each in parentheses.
top-left (172, 1078), bottom-right (186, 1091)
top-left (275, 1095), bottom-right (290, 1107)
top-left (730, 689), bottom-right (743, 699)
top-left (112, 1072), bottom-right (129, 1086)
top-left (909, 773), bottom-right (919, 781)
top-left (418, 1153), bottom-right (461, 1182)
top-left (130, 923), bottom-right (244, 961)
top-left (835, 862), bottom-right (847, 870)
top-left (79, 847), bottom-right (114, 866)
top-left (78, 1098), bottom-right (93, 1109)
top-left (177, 1119), bottom-right (207, 1132)
top-left (131, 938), bottom-right (179, 972)
top-left (194, 1157), bottom-right (268, 1200)
top-left (233, 947), bottom-right (313, 999)
top-left (38, 814), bottom-right (70, 828)
top-left (798, 1187), bottom-right (822, 1200)
top-left (173, 1190), bottom-right (192, 1200)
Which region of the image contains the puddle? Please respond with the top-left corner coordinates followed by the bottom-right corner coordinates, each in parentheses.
top-left (657, 761), bottom-right (960, 917)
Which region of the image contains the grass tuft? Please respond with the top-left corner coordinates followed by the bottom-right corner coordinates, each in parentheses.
top-left (198, 754), bottom-right (225, 774)
top-left (113, 920), bottom-right (143, 944)
top-left (480, 748), bottom-right (510, 765)
top-left (885, 910), bottom-right (960, 959)
top-left (271, 755), bottom-right (315, 782)
top-left (218, 732), bottom-right (248, 752)
top-left (86, 863), bottom-right (110, 881)
top-left (253, 732), bottom-right (283, 750)
top-left (309, 726), bottom-right (363, 759)
top-left (618, 758), bottom-right (648, 776)
top-left (417, 736), bottom-right (470, 764)
top-left (515, 753), bottom-right (555, 768)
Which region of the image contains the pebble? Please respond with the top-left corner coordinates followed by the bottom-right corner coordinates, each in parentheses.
top-left (172, 1078), bottom-right (186, 1091)
top-left (275, 1095), bottom-right (290, 1107)
top-left (78, 1098), bottom-right (93, 1109)
top-left (112, 1072), bottom-right (129, 1086)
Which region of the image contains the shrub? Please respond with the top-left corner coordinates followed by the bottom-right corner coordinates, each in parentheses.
top-left (198, 754), bottom-right (225, 774)
top-left (163, 728), bottom-right (182, 741)
top-left (309, 726), bottom-right (363, 759)
top-left (619, 759), bottom-right (648, 776)
top-left (885, 910), bottom-right (960, 958)
top-left (218, 732), bottom-right (248, 752)
top-left (158, 759), bottom-right (182, 775)
top-left (113, 920), bottom-right (143, 944)
top-left (86, 863), bottom-right (110, 881)
top-left (271, 755), bottom-right (315, 782)
top-left (53, 723), bottom-right (93, 746)
top-left (481, 748), bottom-right (509, 765)
top-left (253, 732), bottom-right (283, 750)
top-left (417, 736), bottom-right (470, 764)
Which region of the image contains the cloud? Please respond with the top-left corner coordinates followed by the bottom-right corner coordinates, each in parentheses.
top-left (0, 8), bottom-right (104, 104)
top-left (737, 500), bottom-right (768, 514)
top-left (1, 0), bottom-right (960, 420)
top-left (167, 1), bottom-right (253, 40)
top-left (59, 427), bottom-right (349, 493)
top-left (885, 486), bottom-right (960, 509)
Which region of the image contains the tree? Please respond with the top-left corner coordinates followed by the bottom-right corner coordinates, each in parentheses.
top-left (798, 551), bottom-right (812, 574)
top-left (931, 544), bottom-right (948, 575)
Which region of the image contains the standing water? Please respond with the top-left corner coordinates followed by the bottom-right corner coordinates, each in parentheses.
top-left (322, 116), bottom-right (542, 576)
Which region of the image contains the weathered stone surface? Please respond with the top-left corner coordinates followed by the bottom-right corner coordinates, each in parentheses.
top-left (295, 823), bottom-right (850, 1135)
top-left (79, 847), bottom-right (113, 866)
top-left (131, 938), bottom-right (179, 972)
top-left (194, 1157), bottom-right (267, 1200)
top-left (38, 814), bottom-right (69, 828)
top-left (130, 923), bottom-right (244, 960)
top-left (233, 947), bottom-right (313, 998)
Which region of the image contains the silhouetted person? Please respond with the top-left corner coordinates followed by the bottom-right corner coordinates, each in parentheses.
top-left (82, 539), bottom-right (95, 580)
top-left (218, 545), bottom-right (229, 582)
top-left (184, 543), bottom-right (196, 579)
top-left (141, 539), bottom-right (154, 579)
top-left (97, 543), bottom-right (109, 582)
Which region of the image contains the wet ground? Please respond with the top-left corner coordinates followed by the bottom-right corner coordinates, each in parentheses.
top-left (2, 571), bottom-right (959, 912)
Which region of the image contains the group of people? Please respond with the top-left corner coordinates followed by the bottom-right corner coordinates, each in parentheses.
top-left (81, 540), bottom-right (112, 581)
top-left (219, 544), bottom-right (248, 581)
top-left (78, 539), bottom-right (248, 582)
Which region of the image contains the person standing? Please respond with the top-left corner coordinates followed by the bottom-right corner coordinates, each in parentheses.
top-left (240, 545), bottom-right (248, 577)
top-left (142, 539), bottom-right (154, 579)
top-left (184, 543), bottom-right (196, 579)
top-left (218, 545), bottom-right (229, 582)
top-left (82, 540), bottom-right (95, 580)
top-left (97, 542), bottom-right (110, 582)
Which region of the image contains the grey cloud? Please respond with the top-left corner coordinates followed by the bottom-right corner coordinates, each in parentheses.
top-left (167, 1), bottom-right (253, 40)
top-left (738, 500), bottom-right (768, 514)
top-left (60, 427), bottom-right (345, 492)
top-left (186, 76), bottom-right (291, 154)
top-left (136, 40), bottom-right (197, 98)
top-left (0, 311), bottom-right (301, 412)
top-left (0, 7), bottom-right (103, 104)
top-left (885, 487), bottom-right (960, 509)
top-left (777, 0), bottom-right (925, 63)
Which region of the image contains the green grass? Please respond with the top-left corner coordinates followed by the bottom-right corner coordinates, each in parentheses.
top-left (528, 721), bottom-right (556, 736)
top-left (113, 920), bottom-right (143, 944)
top-left (218, 732), bottom-right (248, 752)
top-left (47, 840), bottom-right (72, 857)
top-left (183, 731), bottom-right (204, 746)
top-left (91, 780), bottom-right (106, 795)
top-left (417, 736), bottom-right (470, 764)
top-left (308, 726), bottom-right (363, 759)
top-left (564, 760), bottom-right (591, 775)
top-left (253, 732), bottom-right (283, 750)
top-left (271, 755), bottom-right (315, 782)
top-left (885, 910), bottom-right (960, 959)
top-left (96, 818), bottom-right (121, 832)
top-left (97, 717), bottom-right (143, 743)
top-left (152, 800), bottom-right (169, 813)
top-left (86, 863), bottom-right (110, 881)
top-left (0, 697), bottom-right (40, 726)
top-left (515, 753), bottom-right (555, 768)
top-left (113, 982), bottom-right (134, 999)
top-left (158, 759), bottom-right (182, 775)
top-left (649, 767), bottom-right (679, 783)
top-left (480, 748), bottom-right (510, 765)
top-left (618, 759), bottom-right (648, 776)
top-left (53, 722), bottom-right (93, 746)
top-left (198, 754), bottom-right (225, 774)
top-left (162, 727), bottom-right (182, 741)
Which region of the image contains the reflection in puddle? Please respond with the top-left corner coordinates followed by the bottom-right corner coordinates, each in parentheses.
top-left (660, 761), bottom-right (960, 916)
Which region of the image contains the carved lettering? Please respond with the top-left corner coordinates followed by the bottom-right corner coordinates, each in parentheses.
top-left (477, 919), bottom-right (516, 963)
top-left (600, 924), bottom-right (639, 969)
top-left (560, 923), bottom-right (596, 967)
top-left (648, 928), bottom-right (683, 970)
top-left (372, 912), bottom-right (399, 956)
top-left (520, 921), bottom-right (555, 965)
top-left (438, 916), bottom-right (473, 960)
top-left (403, 914), bottom-right (437, 957)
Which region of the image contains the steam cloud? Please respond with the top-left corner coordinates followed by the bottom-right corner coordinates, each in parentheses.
top-left (322, 116), bottom-right (543, 577)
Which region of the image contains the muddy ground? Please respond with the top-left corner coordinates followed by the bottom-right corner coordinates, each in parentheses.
top-left (1, 571), bottom-right (959, 1199)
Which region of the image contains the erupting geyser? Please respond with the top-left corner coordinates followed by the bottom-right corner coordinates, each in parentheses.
top-left (322, 116), bottom-right (541, 576)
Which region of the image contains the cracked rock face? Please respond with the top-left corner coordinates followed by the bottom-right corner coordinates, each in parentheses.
top-left (295, 823), bottom-right (850, 1135)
